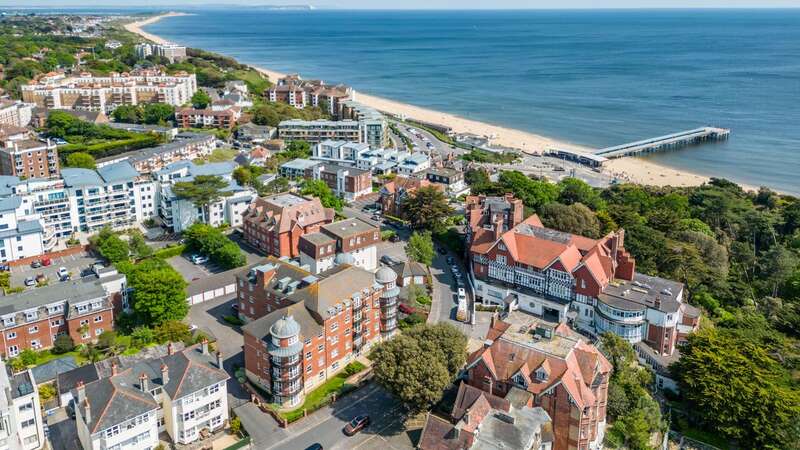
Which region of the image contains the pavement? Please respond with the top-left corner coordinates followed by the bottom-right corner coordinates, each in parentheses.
top-left (259, 382), bottom-right (415, 450)
top-left (8, 251), bottom-right (99, 289)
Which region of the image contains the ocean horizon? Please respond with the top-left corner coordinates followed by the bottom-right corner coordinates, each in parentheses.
top-left (63, 8), bottom-right (800, 193)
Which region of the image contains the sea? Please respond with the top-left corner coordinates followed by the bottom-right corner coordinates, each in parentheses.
top-left (14, 8), bottom-right (800, 194)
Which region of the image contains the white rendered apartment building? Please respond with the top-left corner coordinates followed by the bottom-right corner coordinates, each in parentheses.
top-left (311, 140), bottom-right (371, 166)
top-left (21, 70), bottom-right (197, 113)
top-left (299, 218), bottom-right (380, 274)
top-left (73, 342), bottom-right (229, 450)
top-left (0, 101), bottom-right (33, 127)
top-left (154, 161), bottom-right (255, 232)
top-left (0, 361), bottom-right (45, 450)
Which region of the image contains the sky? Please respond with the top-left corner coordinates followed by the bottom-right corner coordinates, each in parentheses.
top-left (6, 0), bottom-right (800, 8)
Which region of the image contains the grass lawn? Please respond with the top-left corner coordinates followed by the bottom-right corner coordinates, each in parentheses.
top-left (680, 427), bottom-right (730, 449)
top-left (27, 349), bottom-right (89, 367)
top-left (195, 147), bottom-right (238, 164)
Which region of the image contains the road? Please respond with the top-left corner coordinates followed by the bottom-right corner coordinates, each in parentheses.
top-left (263, 382), bottom-right (413, 450)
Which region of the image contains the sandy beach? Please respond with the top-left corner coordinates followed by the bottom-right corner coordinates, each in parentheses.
top-left (125, 13), bottom-right (755, 191)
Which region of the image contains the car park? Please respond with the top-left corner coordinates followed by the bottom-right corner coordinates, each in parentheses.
top-left (343, 415), bottom-right (370, 436)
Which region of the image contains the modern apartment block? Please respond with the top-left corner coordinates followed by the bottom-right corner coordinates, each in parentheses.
top-left (242, 263), bottom-right (399, 407)
top-left (279, 119), bottom-right (361, 143)
top-left (0, 100), bottom-right (33, 127)
top-left (266, 75), bottom-right (354, 115)
top-left (0, 267), bottom-right (126, 358)
top-left (0, 125), bottom-right (60, 178)
top-left (72, 342), bottom-right (228, 449)
top-left (134, 42), bottom-right (188, 63)
top-left (242, 193), bottom-right (334, 258)
top-left (97, 132), bottom-right (216, 174)
top-left (0, 361), bottom-right (46, 450)
top-left (299, 218), bottom-right (380, 274)
top-left (465, 312), bottom-right (611, 450)
top-left (175, 105), bottom-right (241, 129)
top-left (21, 70), bottom-right (197, 112)
top-left (465, 194), bottom-right (700, 358)
top-left (311, 140), bottom-right (371, 166)
top-left (338, 101), bottom-right (388, 149)
top-left (154, 161), bottom-right (255, 232)
top-left (311, 163), bottom-right (372, 202)
top-left (0, 196), bottom-right (51, 263)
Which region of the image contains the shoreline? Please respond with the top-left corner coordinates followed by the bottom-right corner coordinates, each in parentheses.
top-left (126, 13), bottom-right (766, 193)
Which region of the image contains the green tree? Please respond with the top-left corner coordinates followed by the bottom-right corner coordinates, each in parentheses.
top-left (671, 327), bottom-right (800, 448)
top-left (558, 177), bottom-right (605, 210)
top-left (52, 334), bottom-right (75, 354)
top-left (172, 175), bottom-right (232, 223)
top-left (232, 166), bottom-right (252, 186)
top-left (405, 231), bottom-right (435, 266)
top-left (125, 260), bottom-right (188, 325)
top-left (142, 103), bottom-right (175, 125)
top-left (191, 89), bottom-right (212, 109)
top-left (112, 105), bottom-right (142, 123)
top-left (402, 186), bottom-right (453, 231)
top-left (371, 334), bottom-right (452, 411)
top-left (539, 202), bottom-right (601, 238)
top-left (99, 235), bottom-right (130, 264)
top-left (154, 320), bottom-right (192, 344)
top-left (130, 327), bottom-right (156, 348)
top-left (497, 171), bottom-right (560, 210)
top-left (301, 179), bottom-right (343, 211)
top-left (403, 323), bottom-right (466, 377)
top-left (65, 152), bottom-right (96, 169)
top-left (128, 230), bottom-right (153, 259)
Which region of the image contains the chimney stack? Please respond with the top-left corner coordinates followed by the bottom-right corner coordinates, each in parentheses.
top-left (83, 399), bottom-right (91, 426)
top-left (216, 351), bottom-right (223, 370)
top-left (167, 342), bottom-right (174, 355)
top-left (139, 373), bottom-right (149, 393)
top-left (111, 362), bottom-right (118, 376)
top-left (160, 363), bottom-right (169, 386)
top-left (76, 380), bottom-right (86, 405)
top-left (201, 338), bottom-right (209, 355)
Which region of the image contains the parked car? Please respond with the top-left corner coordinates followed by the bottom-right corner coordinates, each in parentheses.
top-left (42, 257), bottom-right (52, 266)
top-left (380, 255), bottom-right (398, 266)
top-left (57, 267), bottom-right (69, 279)
top-left (190, 254), bottom-right (209, 265)
top-left (343, 415), bottom-right (371, 436)
top-left (389, 234), bottom-right (401, 243)
top-left (24, 277), bottom-right (35, 287)
top-left (0, 264), bottom-right (9, 271)
top-left (304, 445), bottom-right (323, 450)
top-left (36, 273), bottom-right (47, 284)
top-left (398, 303), bottom-right (415, 315)
top-left (30, 260), bottom-right (42, 268)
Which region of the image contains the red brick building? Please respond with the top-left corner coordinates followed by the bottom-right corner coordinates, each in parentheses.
top-left (465, 312), bottom-right (611, 450)
top-left (465, 194), bottom-right (699, 359)
top-left (0, 269), bottom-right (125, 357)
top-left (242, 193), bottom-right (335, 258)
top-left (378, 176), bottom-right (437, 218)
top-left (174, 106), bottom-right (240, 129)
top-left (0, 125), bottom-right (60, 178)
top-left (242, 264), bottom-right (399, 407)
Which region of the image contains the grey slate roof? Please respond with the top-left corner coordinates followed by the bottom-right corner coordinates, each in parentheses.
top-left (57, 363), bottom-right (100, 396)
top-left (82, 372), bottom-right (158, 434)
top-left (9, 370), bottom-right (35, 399)
top-left (0, 196), bottom-right (21, 212)
top-left (61, 168), bottom-right (104, 187)
top-left (288, 265), bottom-right (376, 320)
top-left (96, 161), bottom-right (139, 183)
top-left (31, 356), bottom-right (78, 385)
top-left (0, 278), bottom-right (108, 318)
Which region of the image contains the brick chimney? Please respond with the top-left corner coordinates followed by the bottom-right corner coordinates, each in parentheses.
top-left (76, 380), bottom-right (86, 405)
top-left (111, 362), bottom-right (118, 376)
top-left (216, 351), bottom-right (223, 370)
top-left (83, 399), bottom-right (91, 426)
top-left (160, 363), bottom-right (169, 386)
top-left (139, 373), bottom-right (148, 393)
top-left (201, 338), bottom-right (209, 355)
top-left (167, 342), bottom-right (174, 355)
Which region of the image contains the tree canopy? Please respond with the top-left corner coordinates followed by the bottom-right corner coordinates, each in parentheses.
top-left (406, 231), bottom-right (435, 266)
top-left (65, 152), bottom-right (96, 169)
top-left (172, 175), bottom-right (233, 222)
top-left (191, 89), bottom-right (212, 109)
top-left (300, 179), bottom-right (343, 211)
top-left (371, 323), bottom-right (466, 411)
top-left (402, 186), bottom-right (453, 232)
top-left (121, 259), bottom-right (188, 326)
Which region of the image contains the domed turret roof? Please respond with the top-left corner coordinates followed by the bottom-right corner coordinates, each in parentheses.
top-left (270, 315), bottom-right (300, 339)
top-left (335, 252), bottom-right (355, 265)
top-left (375, 266), bottom-right (397, 284)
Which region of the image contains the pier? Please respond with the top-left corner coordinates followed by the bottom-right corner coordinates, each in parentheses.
top-left (593, 127), bottom-right (730, 159)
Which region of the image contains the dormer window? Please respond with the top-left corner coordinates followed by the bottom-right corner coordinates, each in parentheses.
top-left (3, 316), bottom-right (15, 327)
top-left (25, 311), bottom-right (38, 322)
top-left (535, 367), bottom-right (548, 382)
top-left (498, 243), bottom-right (506, 251)
top-left (512, 373), bottom-right (528, 388)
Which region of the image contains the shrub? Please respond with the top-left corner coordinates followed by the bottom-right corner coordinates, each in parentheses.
top-left (19, 349), bottom-right (38, 367)
top-left (229, 416), bottom-right (242, 436)
top-left (130, 327), bottom-right (155, 348)
top-left (52, 334), bottom-right (75, 354)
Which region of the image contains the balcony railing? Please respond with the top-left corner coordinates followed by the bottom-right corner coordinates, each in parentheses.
top-left (271, 355), bottom-right (300, 366)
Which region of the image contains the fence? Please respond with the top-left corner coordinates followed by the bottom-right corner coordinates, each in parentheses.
top-left (8, 245), bottom-right (89, 267)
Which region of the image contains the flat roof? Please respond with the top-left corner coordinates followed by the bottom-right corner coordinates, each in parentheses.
top-left (599, 273), bottom-right (684, 313)
top-left (499, 311), bottom-right (581, 359)
top-left (322, 218), bottom-right (378, 239)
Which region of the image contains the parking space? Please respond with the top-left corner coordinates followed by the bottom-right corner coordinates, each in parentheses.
top-left (166, 233), bottom-right (263, 284)
top-left (47, 409), bottom-right (80, 450)
top-left (8, 252), bottom-right (99, 289)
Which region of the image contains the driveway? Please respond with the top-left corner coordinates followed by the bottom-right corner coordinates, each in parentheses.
top-left (46, 408), bottom-right (79, 450)
top-left (187, 294), bottom-right (250, 410)
top-left (428, 249), bottom-right (489, 342)
top-left (262, 382), bottom-right (414, 450)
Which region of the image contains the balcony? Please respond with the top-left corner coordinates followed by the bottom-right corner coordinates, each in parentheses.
top-left (271, 355), bottom-right (300, 367)
top-left (272, 367), bottom-right (302, 381)
top-left (272, 381), bottom-right (303, 396)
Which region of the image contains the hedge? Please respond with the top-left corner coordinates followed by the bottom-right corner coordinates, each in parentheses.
top-left (59, 134), bottom-right (160, 160)
top-left (152, 244), bottom-right (186, 259)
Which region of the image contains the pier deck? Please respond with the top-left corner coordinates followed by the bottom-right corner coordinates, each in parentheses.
top-left (593, 127), bottom-right (730, 159)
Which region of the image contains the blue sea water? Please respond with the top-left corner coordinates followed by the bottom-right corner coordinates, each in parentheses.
top-left (143, 9), bottom-right (800, 194)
